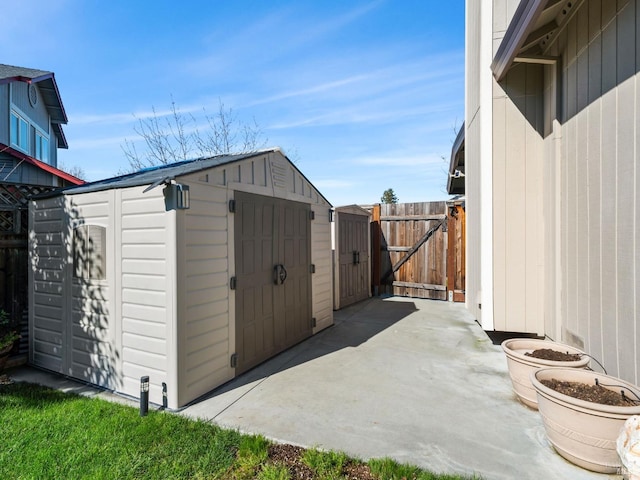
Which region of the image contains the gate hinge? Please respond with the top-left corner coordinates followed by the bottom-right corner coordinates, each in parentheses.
top-left (230, 276), bottom-right (237, 290)
top-left (230, 353), bottom-right (238, 368)
top-left (309, 210), bottom-right (315, 220)
top-left (229, 199), bottom-right (236, 212)
top-left (310, 264), bottom-right (316, 274)
top-left (312, 317), bottom-right (316, 328)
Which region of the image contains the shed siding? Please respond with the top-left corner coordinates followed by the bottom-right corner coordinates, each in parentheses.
top-left (67, 192), bottom-right (116, 387)
top-left (119, 187), bottom-right (171, 404)
top-left (30, 196), bottom-right (66, 372)
top-left (177, 150), bottom-right (331, 406)
top-left (176, 181), bottom-right (232, 407)
top-left (311, 203), bottom-right (332, 331)
top-left (553, 0), bottom-right (640, 384)
top-left (29, 149), bottom-right (330, 409)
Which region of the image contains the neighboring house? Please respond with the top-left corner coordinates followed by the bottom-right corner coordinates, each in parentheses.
top-left (0, 64), bottom-right (83, 187)
top-left (30, 148), bottom-right (333, 409)
top-left (458, 0), bottom-right (640, 385)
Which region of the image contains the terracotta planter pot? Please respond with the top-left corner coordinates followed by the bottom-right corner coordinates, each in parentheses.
top-left (532, 367), bottom-right (640, 473)
top-left (501, 338), bottom-right (589, 409)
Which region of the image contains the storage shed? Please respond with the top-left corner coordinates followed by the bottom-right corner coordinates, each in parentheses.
top-left (29, 148), bottom-right (333, 409)
top-left (332, 205), bottom-right (370, 310)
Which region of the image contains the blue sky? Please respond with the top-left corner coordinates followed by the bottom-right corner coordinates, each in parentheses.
top-left (3, 1), bottom-right (464, 206)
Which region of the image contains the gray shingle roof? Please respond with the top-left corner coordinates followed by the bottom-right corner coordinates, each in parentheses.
top-left (0, 64), bottom-right (52, 82)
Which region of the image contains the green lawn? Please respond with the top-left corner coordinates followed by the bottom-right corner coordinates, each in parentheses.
top-left (0, 382), bottom-right (479, 479)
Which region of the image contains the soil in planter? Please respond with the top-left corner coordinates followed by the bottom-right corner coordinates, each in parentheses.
top-left (525, 348), bottom-right (582, 362)
top-left (542, 379), bottom-right (639, 407)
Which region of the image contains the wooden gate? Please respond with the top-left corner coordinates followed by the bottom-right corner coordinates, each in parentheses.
top-left (371, 201), bottom-right (465, 301)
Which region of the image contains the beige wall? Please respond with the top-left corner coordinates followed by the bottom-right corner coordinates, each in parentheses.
top-left (544, 0), bottom-right (640, 384)
top-left (464, 0), bottom-right (485, 324)
top-left (492, 63), bottom-right (545, 335)
top-left (469, 0), bottom-right (640, 382)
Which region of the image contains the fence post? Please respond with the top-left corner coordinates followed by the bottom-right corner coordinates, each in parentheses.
top-left (371, 204), bottom-right (381, 296)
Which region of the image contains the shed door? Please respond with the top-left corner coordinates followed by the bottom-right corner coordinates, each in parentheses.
top-left (338, 213), bottom-right (370, 308)
top-left (234, 192), bottom-right (312, 374)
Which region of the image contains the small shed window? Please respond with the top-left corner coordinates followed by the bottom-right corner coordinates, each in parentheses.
top-left (73, 225), bottom-right (106, 280)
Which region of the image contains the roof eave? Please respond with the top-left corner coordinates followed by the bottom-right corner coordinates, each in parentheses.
top-left (491, 0), bottom-right (549, 81)
top-left (0, 143), bottom-right (84, 186)
top-left (447, 123), bottom-right (465, 195)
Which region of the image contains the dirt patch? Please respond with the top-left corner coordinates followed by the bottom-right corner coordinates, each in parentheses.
top-left (525, 348), bottom-right (582, 362)
top-left (266, 444), bottom-right (377, 480)
top-left (542, 379), bottom-right (639, 406)
top-left (268, 444), bottom-right (315, 480)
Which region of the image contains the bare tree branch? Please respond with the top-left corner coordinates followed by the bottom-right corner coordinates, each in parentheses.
top-left (121, 97), bottom-right (268, 173)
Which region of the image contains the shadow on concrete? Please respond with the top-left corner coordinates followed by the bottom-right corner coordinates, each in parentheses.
top-left (484, 330), bottom-right (544, 346)
top-left (191, 297), bottom-right (417, 405)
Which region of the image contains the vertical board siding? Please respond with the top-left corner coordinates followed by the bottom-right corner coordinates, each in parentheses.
top-left (555, 0), bottom-right (639, 383)
top-left (492, 63), bottom-right (545, 334)
top-left (30, 197), bottom-right (65, 372)
top-left (0, 84), bottom-right (8, 145)
top-left (119, 188), bottom-right (169, 402)
top-left (464, 0), bottom-right (482, 321)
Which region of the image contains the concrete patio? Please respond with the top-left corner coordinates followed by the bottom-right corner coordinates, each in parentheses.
top-left (9, 297), bottom-right (619, 479)
top-left (181, 297), bottom-right (615, 480)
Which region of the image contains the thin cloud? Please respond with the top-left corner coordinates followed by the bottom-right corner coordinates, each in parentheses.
top-left (313, 179), bottom-right (355, 189)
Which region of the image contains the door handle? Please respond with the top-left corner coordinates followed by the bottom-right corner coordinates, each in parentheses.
top-left (273, 264), bottom-right (280, 285)
top-left (353, 251), bottom-right (358, 265)
top-left (273, 264), bottom-right (288, 285)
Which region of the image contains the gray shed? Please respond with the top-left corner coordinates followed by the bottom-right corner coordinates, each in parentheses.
top-left (29, 148), bottom-right (333, 409)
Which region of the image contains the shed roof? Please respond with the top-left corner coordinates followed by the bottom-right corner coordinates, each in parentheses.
top-left (0, 64), bottom-right (69, 148)
top-left (492, 0), bottom-right (572, 81)
top-left (38, 148), bottom-right (332, 205)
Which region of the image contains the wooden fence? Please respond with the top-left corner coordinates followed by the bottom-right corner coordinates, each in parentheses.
top-left (370, 201), bottom-right (465, 301)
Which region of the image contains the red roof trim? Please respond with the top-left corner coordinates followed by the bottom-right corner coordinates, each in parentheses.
top-left (0, 73), bottom-right (54, 86)
top-left (0, 143), bottom-right (84, 186)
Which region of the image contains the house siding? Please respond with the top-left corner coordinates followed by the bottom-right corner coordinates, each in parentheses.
top-left (10, 82), bottom-right (50, 134)
top-left (465, 0), bottom-right (483, 324)
top-left (0, 84), bottom-right (8, 145)
top-left (549, 0), bottom-right (640, 384)
top-left (0, 154), bottom-right (59, 186)
top-left (492, 62), bottom-right (545, 335)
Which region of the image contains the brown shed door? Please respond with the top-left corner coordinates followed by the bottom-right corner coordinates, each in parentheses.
top-left (338, 213), bottom-right (370, 308)
top-left (234, 192), bottom-right (312, 374)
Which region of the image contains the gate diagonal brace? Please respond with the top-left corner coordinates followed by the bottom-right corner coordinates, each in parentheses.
top-left (381, 218), bottom-right (447, 283)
